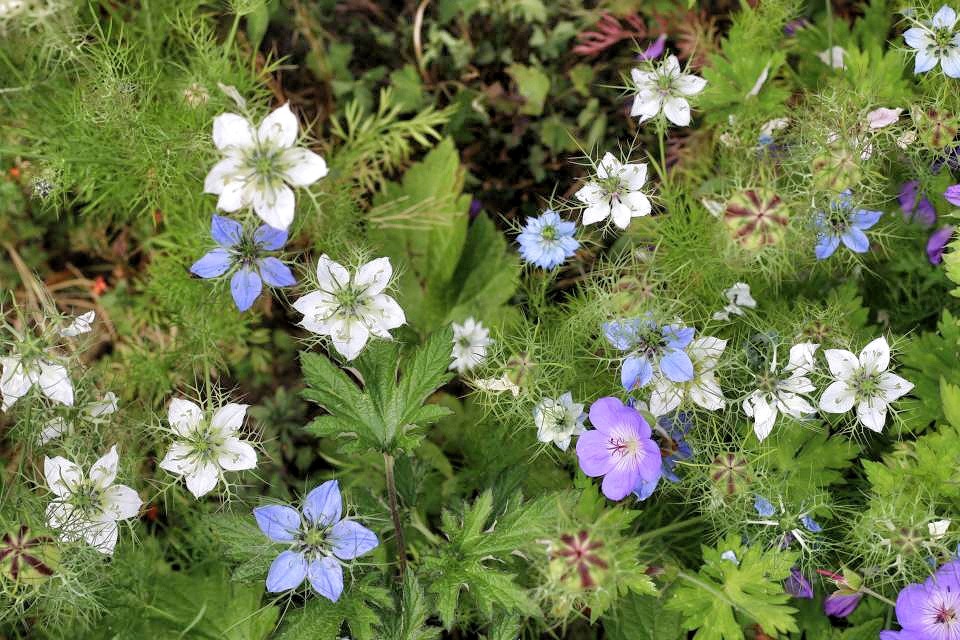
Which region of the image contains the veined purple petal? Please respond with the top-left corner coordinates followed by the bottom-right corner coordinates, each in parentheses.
top-left (253, 505), bottom-right (301, 542)
top-left (785, 568), bottom-right (814, 599)
top-left (190, 248), bottom-right (232, 278)
top-left (258, 257), bottom-right (297, 287)
top-left (328, 520), bottom-right (379, 560)
top-left (840, 226), bottom-right (870, 253)
top-left (265, 550), bottom-right (307, 592)
top-left (230, 267), bottom-right (263, 311)
top-left (254, 224), bottom-right (288, 250)
top-left (946, 184), bottom-right (960, 207)
top-left (303, 480), bottom-right (342, 526)
top-left (659, 349), bottom-right (694, 382)
top-left (621, 355), bottom-right (654, 390)
top-left (211, 215), bottom-right (243, 247)
top-left (824, 590), bottom-right (862, 617)
top-left (307, 557), bottom-right (344, 602)
top-left (815, 234), bottom-right (840, 260)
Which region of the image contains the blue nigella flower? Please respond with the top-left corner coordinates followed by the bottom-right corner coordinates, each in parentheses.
top-left (603, 315), bottom-right (695, 390)
top-left (517, 209), bottom-right (579, 269)
top-left (754, 495), bottom-right (776, 517)
top-left (633, 411), bottom-right (694, 500)
top-left (191, 215), bottom-right (297, 311)
top-left (253, 480), bottom-right (378, 602)
top-left (813, 190), bottom-right (882, 260)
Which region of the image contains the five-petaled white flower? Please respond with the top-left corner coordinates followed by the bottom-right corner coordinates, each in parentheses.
top-left (649, 336), bottom-right (727, 416)
top-left (293, 255), bottom-right (405, 361)
top-left (713, 282), bottom-right (757, 321)
top-left (204, 103), bottom-right (328, 231)
top-left (44, 445), bottom-right (142, 555)
top-left (159, 398), bottom-right (258, 499)
top-left (818, 337), bottom-right (914, 432)
top-left (630, 55), bottom-right (707, 127)
top-left (450, 317), bottom-right (492, 374)
top-left (904, 5), bottom-right (960, 77)
top-left (1, 350), bottom-right (73, 412)
top-left (534, 392), bottom-right (586, 451)
top-left (743, 343), bottom-right (819, 441)
top-left (575, 152), bottom-right (652, 229)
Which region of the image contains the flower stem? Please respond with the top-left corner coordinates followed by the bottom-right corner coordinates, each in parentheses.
top-left (224, 11), bottom-right (242, 52)
top-left (383, 452), bottom-right (407, 578)
top-left (635, 515), bottom-right (707, 543)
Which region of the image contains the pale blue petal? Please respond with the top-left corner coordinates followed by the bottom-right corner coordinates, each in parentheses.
top-left (230, 267), bottom-right (263, 311)
top-left (265, 550), bottom-right (307, 592)
top-left (942, 49), bottom-right (960, 78)
top-left (815, 234), bottom-right (840, 260)
top-left (851, 209), bottom-right (882, 229)
top-left (659, 349), bottom-right (694, 383)
top-left (840, 227), bottom-right (870, 253)
top-left (211, 215), bottom-right (242, 247)
top-left (621, 355), bottom-right (653, 390)
top-left (329, 520), bottom-right (379, 560)
top-left (932, 5), bottom-right (957, 29)
top-left (800, 515), bottom-right (823, 533)
top-left (253, 505), bottom-right (301, 542)
top-left (903, 27), bottom-right (930, 49)
top-left (190, 248), bottom-right (232, 278)
top-left (754, 495), bottom-right (776, 517)
top-left (915, 48), bottom-right (939, 73)
top-left (258, 257), bottom-right (297, 287)
top-left (633, 472), bottom-right (661, 501)
top-left (307, 557), bottom-right (344, 602)
top-left (303, 480), bottom-right (342, 526)
top-left (254, 225), bottom-right (288, 250)
top-left (663, 325), bottom-right (694, 349)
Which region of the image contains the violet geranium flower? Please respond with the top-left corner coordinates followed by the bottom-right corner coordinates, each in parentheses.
top-left (900, 180), bottom-right (937, 227)
top-left (190, 215), bottom-right (296, 312)
top-left (575, 397), bottom-right (662, 501)
top-left (929, 225), bottom-right (955, 264)
top-left (253, 480), bottom-right (378, 602)
top-left (880, 559), bottom-right (960, 638)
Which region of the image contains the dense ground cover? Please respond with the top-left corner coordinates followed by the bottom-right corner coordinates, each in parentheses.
top-left (3, 0), bottom-right (960, 638)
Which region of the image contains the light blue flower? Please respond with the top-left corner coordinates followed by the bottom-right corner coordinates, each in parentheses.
top-left (517, 209), bottom-right (579, 269)
top-left (814, 190), bottom-right (882, 260)
top-left (253, 480), bottom-right (378, 602)
top-left (903, 5), bottom-right (960, 77)
top-left (191, 215), bottom-right (297, 312)
top-left (754, 495), bottom-right (776, 517)
top-left (603, 316), bottom-right (695, 390)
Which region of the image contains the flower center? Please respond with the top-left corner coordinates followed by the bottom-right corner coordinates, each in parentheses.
top-left (851, 368), bottom-right (881, 399)
top-left (936, 604), bottom-right (958, 625)
top-left (69, 480), bottom-right (104, 517)
top-left (607, 435), bottom-right (639, 458)
top-left (540, 225), bottom-right (557, 242)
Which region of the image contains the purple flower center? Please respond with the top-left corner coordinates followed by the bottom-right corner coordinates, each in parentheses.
top-left (936, 603), bottom-right (958, 624)
top-left (607, 435), bottom-right (638, 458)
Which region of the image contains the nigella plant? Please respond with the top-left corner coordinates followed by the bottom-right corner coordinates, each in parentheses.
top-left (603, 315), bottom-right (694, 391)
top-left (190, 215), bottom-right (297, 312)
top-left (253, 480), bottom-right (378, 603)
top-left (751, 495), bottom-right (822, 552)
top-left (903, 5), bottom-right (960, 77)
top-left (813, 190), bottom-right (882, 260)
top-left (516, 209), bottom-right (579, 269)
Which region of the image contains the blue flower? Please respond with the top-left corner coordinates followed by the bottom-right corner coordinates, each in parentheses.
top-left (632, 411), bottom-right (693, 501)
top-left (800, 514), bottom-right (822, 533)
top-left (517, 209), bottom-right (579, 269)
top-left (813, 191), bottom-right (882, 260)
top-left (754, 495), bottom-right (776, 517)
top-left (603, 316), bottom-right (695, 390)
top-left (191, 215), bottom-right (297, 311)
top-left (253, 480), bottom-right (378, 602)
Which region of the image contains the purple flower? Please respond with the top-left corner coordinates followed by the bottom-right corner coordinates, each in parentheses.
top-left (946, 185), bottom-right (960, 207)
top-left (603, 316), bottom-right (695, 390)
top-left (882, 559), bottom-right (960, 639)
top-left (929, 225), bottom-right (955, 264)
top-left (633, 411), bottom-right (693, 500)
top-left (253, 480), bottom-right (378, 602)
top-left (824, 590), bottom-right (863, 617)
top-left (785, 568), bottom-right (813, 599)
top-left (190, 215), bottom-right (297, 312)
top-left (575, 397), bottom-right (662, 501)
top-left (638, 34), bottom-right (667, 60)
top-left (814, 190), bottom-right (882, 259)
top-left (899, 180), bottom-right (937, 227)
top-left (784, 17), bottom-right (810, 36)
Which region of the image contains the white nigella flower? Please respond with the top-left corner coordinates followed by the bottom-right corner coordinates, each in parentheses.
top-left (903, 5), bottom-right (960, 77)
top-left (38, 392), bottom-right (119, 445)
top-left (44, 445), bottom-right (142, 555)
top-left (203, 103), bottom-right (328, 231)
top-left (630, 54), bottom-right (707, 126)
top-left (534, 392), bottom-right (586, 451)
top-left (159, 398), bottom-right (258, 499)
top-left (712, 282), bottom-right (757, 321)
top-left (575, 152), bottom-right (651, 229)
top-left (930, 519), bottom-right (951, 540)
top-left (650, 336), bottom-right (727, 416)
top-left (818, 337), bottom-right (914, 432)
top-left (1, 349), bottom-right (73, 412)
top-left (59, 311), bottom-right (95, 338)
top-left (450, 317), bottom-right (491, 374)
top-left (293, 255), bottom-right (405, 361)
top-left (743, 342), bottom-right (819, 442)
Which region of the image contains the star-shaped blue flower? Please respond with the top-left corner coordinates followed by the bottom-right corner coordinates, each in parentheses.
top-left (517, 209), bottom-right (580, 269)
top-left (814, 190), bottom-right (882, 260)
top-left (603, 316), bottom-right (695, 390)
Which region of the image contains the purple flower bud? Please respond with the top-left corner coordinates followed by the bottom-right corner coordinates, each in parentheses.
top-left (899, 180), bottom-right (936, 227)
top-left (783, 18), bottom-right (810, 36)
top-left (824, 590), bottom-right (863, 617)
top-left (638, 34), bottom-right (667, 61)
top-left (785, 568), bottom-right (813, 599)
top-left (928, 225), bottom-right (955, 265)
top-left (945, 184), bottom-right (960, 207)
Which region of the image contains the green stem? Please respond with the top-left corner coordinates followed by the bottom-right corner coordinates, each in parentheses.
top-left (635, 515), bottom-right (707, 544)
top-left (224, 11), bottom-right (243, 52)
top-left (861, 585), bottom-right (896, 608)
top-left (383, 452), bottom-right (407, 578)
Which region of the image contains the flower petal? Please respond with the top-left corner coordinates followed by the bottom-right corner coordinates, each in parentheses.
top-left (252, 184), bottom-right (296, 231)
top-left (203, 157), bottom-right (242, 195)
top-left (230, 267), bottom-right (263, 312)
top-left (0, 357), bottom-right (32, 411)
top-left (839, 226), bottom-right (870, 253)
top-left (281, 148), bottom-right (328, 187)
top-left (265, 550), bottom-right (308, 592)
top-left (329, 317), bottom-right (370, 360)
top-left (933, 5), bottom-right (957, 29)
top-left (258, 103), bottom-right (299, 149)
top-left (168, 398), bottom-right (203, 435)
top-left (303, 480), bottom-right (343, 526)
top-left (329, 520), bottom-right (379, 559)
top-left (211, 215), bottom-right (243, 246)
top-left (663, 96), bottom-right (692, 126)
top-left (601, 464), bottom-right (640, 501)
top-left (218, 437), bottom-right (257, 471)
top-left (815, 234), bottom-right (840, 260)
top-left (819, 381), bottom-right (856, 414)
top-left (210, 402), bottom-right (248, 434)
top-left (307, 556), bottom-right (343, 602)
top-left (856, 397), bottom-right (887, 432)
top-left (36, 361), bottom-right (74, 406)
top-left (824, 349), bottom-right (859, 379)
top-left (89, 445), bottom-right (119, 490)
top-left (185, 462), bottom-right (219, 498)
top-left (675, 73), bottom-right (707, 96)
top-left (190, 248), bottom-right (232, 279)
top-left (253, 505), bottom-right (301, 542)
top-left (859, 337), bottom-right (890, 374)
top-left (621, 355), bottom-right (653, 390)
top-left (878, 372), bottom-right (913, 402)
top-left (254, 225), bottom-right (288, 250)
top-left (315, 254), bottom-right (351, 292)
top-left (100, 484), bottom-right (142, 521)
top-left (575, 429), bottom-right (616, 476)
top-left (212, 113), bottom-right (255, 150)
top-left (355, 257), bottom-right (393, 296)
top-left (660, 349), bottom-right (694, 382)
top-left (216, 179), bottom-right (249, 212)
top-left (83, 520), bottom-right (119, 555)
top-left (44, 456), bottom-right (83, 497)
top-left (159, 442), bottom-right (197, 477)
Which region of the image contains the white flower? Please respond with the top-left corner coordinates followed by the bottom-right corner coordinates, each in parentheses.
top-left (866, 107), bottom-right (903, 129)
top-left (293, 255), bottom-right (405, 361)
top-left (720, 550), bottom-right (740, 565)
top-left (37, 392), bottom-right (119, 445)
top-left (903, 5), bottom-right (960, 77)
top-left (159, 398), bottom-right (258, 499)
top-left (650, 337), bottom-right (727, 416)
top-left (38, 417), bottom-right (69, 446)
top-left (743, 343), bottom-right (819, 442)
top-left (44, 445), bottom-right (142, 555)
top-left (575, 152), bottom-right (651, 229)
top-left (88, 391), bottom-right (119, 418)
top-left (817, 46), bottom-right (847, 69)
top-left (760, 117), bottom-right (790, 139)
top-left (59, 311), bottom-right (95, 337)
top-left (203, 103), bottom-right (328, 230)
top-left (818, 337), bottom-right (914, 432)
top-left (472, 375), bottom-right (520, 397)
top-left (930, 519), bottom-right (951, 540)
top-left (630, 55), bottom-right (707, 126)
top-left (450, 317), bottom-right (491, 374)
top-left (896, 130), bottom-right (918, 149)
top-left (1, 353), bottom-right (73, 411)
top-left (713, 282), bottom-right (757, 321)
top-left (701, 198), bottom-right (725, 218)
top-left (534, 392), bottom-right (585, 451)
